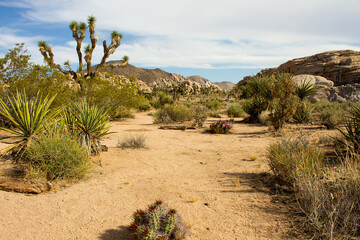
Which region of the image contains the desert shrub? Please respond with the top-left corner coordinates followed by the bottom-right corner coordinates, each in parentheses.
top-left (267, 73), bottom-right (298, 130)
top-left (153, 104), bottom-right (193, 124)
top-left (64, 101), bottom-right (111, 155)
top-left (8, 65), bottom-right (75, 109)
top-left (192, 104), bottom-right (208, 127)
top-left (208, 120), bottom-right (232, 134)
top-left (242, 96), bottom-right (268, 122)
top-left (312, 101), bottom-right (349, 129)
top-left (202, 98), bottom-right (222, 111)
top-left (79, 77), bottom-right (145, 119)
top-left (293, 101), bottom-right (313, 123)
top-left (208, 110), bottom-right (221, 118)
top-left (158, 92), bottom-right (174, 105)
top-left (137, 102), bottom-right (151, 112)
top-left (129, 200), bottom-right (190, 240)
top-left (267, 136), bottom-right (324, 185)
top-left (150, 99), bottom-right (162, 109)
top-left (226, 104), bottom-right (245, 118)
top-left (0, 91), bottom-right (61, 160)
top-left (268, 136), bottom-right (360, 238)
top-left (117, 135), bottom-right (147, 149)
top-left (25, 126), bottom-right (89, 181)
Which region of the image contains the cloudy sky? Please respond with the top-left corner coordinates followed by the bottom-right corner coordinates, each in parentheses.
top-left (0, 0), bottom-right (359, 83)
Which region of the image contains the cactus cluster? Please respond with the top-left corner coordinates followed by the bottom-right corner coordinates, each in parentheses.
top-left (129, 201), bottom-right (190, 240)
top-left (208, 120), bottom-right (232, 134)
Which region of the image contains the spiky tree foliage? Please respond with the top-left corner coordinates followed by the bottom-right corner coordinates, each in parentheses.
top-left (129, 201), bottom-right (190, 240)
top-left (38, 41), bottom-right (77, 79)
top-left (38, 15), bottom-right (128, 80)
top-left (0, 91), bottom-right (61, 161)
top-left (296, 80), bottom-right (319, 101)
top-left (94, 30), bottom-right (128, 73)
top-left (64, 101), bottom-right (111, 155)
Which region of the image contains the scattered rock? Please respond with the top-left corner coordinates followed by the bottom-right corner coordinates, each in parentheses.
top-left (0, 178), bottom-right (52, 194)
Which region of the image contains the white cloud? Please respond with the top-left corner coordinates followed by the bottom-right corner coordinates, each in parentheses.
top-left (1, 0), bottom-right (360, 70)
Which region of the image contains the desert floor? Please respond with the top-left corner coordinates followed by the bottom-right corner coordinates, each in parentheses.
top-left (0, 112), bottom-right (331, 240)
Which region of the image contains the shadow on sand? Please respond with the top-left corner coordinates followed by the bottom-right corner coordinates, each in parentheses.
top-left (99, 226), bottom-right (134, 240)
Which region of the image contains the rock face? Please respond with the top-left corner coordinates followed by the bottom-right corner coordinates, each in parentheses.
top-left (258, 50), bottom-right (360, 86)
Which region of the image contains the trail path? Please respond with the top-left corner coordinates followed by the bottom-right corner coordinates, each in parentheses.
top-left (0, 112), bottom-right (293, 239)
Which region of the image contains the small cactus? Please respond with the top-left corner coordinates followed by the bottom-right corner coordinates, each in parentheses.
top-left (129, 201), bottom-right (190, 240)
top-left (208, 120), bottom-right (232, 134)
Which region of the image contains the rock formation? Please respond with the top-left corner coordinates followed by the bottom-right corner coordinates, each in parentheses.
top-left (95, 61), bottom-right (222, 92)
top-left (238, 50), bottom-right (360, 102)
top-left (258, 50), bottom-right (360, 86)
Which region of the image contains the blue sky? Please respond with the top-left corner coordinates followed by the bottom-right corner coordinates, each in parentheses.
top-left (0, 0), bottom-right (360, 83)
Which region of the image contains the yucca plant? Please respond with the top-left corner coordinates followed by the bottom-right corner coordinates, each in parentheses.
top-left (0, 91), bottom-right (61, 161)
top-left (337, 104), bottom-right (360, 153)
top-left (64, 101), bottom-right (111, 155)
top-left (295, 80), bottom-right (319, 101)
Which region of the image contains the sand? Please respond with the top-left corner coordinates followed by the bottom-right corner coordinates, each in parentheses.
top-left (0, 112), bottom-right (297, 240)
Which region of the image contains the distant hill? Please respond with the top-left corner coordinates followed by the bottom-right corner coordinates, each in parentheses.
top-left (213, 81), bottom-right (235, 91)
top-left (96, 61), bottom-right (221, 91)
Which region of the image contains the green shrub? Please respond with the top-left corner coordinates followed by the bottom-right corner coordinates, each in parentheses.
top-left (208, 120), bottom-right (232, 134)
top-left (203, 98), bottom-right (222, 111)
top-left (267, 73), bottom-right (298, 130)
top-left (138, 102), bottom-right (151, 112)
top-left (64, 101), bottom-right (111, 155)
top-left (79, 77), bottom-right (145, 119)
top-left (293, 101), bottom-right (313, 123)
top-left (192, 104), bottom-right (208, 127)
top-left (226, 104), bottom-right (245, 118)
top-left (242, 96), bottom-right (267, 122)
top-left (25, 127), bottom-right (89, 181)
top-left (129, 201), bottom-right (190, 239)
top-left (150, 100), bottom-right (162, 109)
top-left (153, 104), bottom-right (193, 124)
top-left (117, 135), bottom-right (147, 149)
top-left (312, 101), bottom-right (349, 129)
top-left (267, 136), bottom-right (324, 185)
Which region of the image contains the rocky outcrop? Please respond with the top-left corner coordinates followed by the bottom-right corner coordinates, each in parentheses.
top-left (308, 83), bottom-right (360, 103)
top-left (258, 50), bottom-right (360, 86)
top-left (96, 61), bottom-right (220, 92)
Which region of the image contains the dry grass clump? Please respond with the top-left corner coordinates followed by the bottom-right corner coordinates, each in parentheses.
top-left (268, 135), bottom-right (360, 239)
top-left (117, 135), bottom-right (147, 149)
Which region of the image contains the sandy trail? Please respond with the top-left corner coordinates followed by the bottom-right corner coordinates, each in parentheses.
top-left (0, 112), bottom-right (293, 240)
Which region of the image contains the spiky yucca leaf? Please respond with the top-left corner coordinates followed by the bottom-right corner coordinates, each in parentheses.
top-left (79, 22), bottom-right (87, 31)
top-left (64, 101), bottom-right (111, 155)
top-left (296, 80), bottom-right (319, 101)
top-left (69, 21), bottom-right (78, 30)
top-left (84, 44), bottom-right (92, 54)
top-left (0, 91), bottom-right (61, 160)
top-left (111, 30), bottom-right (122, 39)
top-left (88, 15), bottom-right (96, 26)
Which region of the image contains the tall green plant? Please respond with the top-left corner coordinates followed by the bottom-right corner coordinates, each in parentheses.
top-left (0, 91), bottom-right (61, 160)
top-left (295, 80), bottom-right (319, 101)
top-left (64, 101), bottom-right (111, 155)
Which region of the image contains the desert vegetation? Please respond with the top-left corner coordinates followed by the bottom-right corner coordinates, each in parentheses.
top-left (1, 22), bottom-right (360, 240)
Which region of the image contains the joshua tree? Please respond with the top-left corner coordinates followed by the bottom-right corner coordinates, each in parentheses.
top-left (38, 15), bottom-right (128, 80)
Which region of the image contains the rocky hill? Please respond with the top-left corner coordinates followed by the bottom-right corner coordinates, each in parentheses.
top-left (97, 61), bottom-right (221, 92)
top-left (237, 50), bottom-right (360, 102)
top-left (255, 50), bottom-right (360, 86)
